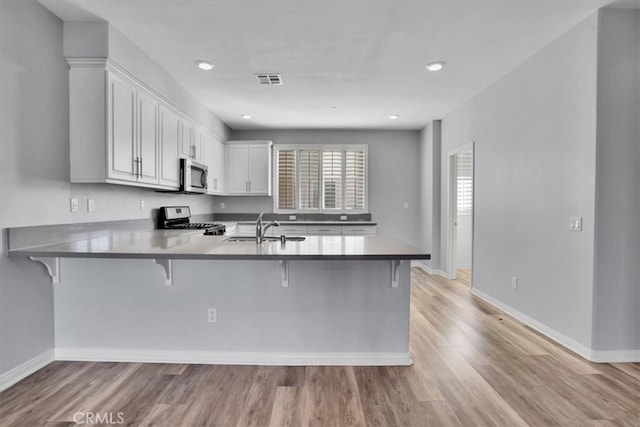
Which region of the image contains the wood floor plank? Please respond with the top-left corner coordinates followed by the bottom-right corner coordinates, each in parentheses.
top-left (2, 267), bottom-right (640, 426)
top-left (302, 366), bottom-right (366, 427)
top-left (236, 366), bottom-right (284, 427)
top-left (353, 367), bottom-right (397, 427)
top-left (268, 386), bottom-right (304, 427)
top-left (611, 363), bottom-right (640, 382)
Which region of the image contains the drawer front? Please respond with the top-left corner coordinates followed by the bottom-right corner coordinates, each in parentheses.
top-left (341, 225), bottom-right (376, 235)
top-left (307, 225), bottom-right (342, 235)
top-left (236, 224), bottom-right (255, 236)
top-left (268, 225), bottom-right (308, 236)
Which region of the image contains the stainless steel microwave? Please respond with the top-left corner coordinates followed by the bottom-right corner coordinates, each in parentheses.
top-left (180, 158), bottom-right (208, 194)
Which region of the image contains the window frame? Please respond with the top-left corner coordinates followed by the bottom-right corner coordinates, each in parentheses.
top-left (273, 144), bottom-right (369, 214)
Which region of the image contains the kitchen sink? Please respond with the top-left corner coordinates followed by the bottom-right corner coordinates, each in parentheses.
top-left (223, 236), bottom-right (306, 242)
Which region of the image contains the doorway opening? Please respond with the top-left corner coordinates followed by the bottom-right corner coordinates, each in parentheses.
top-left (447, 144), bottom-right (474, 287)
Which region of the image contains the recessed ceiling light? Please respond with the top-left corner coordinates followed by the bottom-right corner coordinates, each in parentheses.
top-left (426, 61), bottom-right (444, 72)
top-left (330, 106), bottom-right (337, 110)
top-left (195, 60), bottom-right (214, 71)
top-left (389, 114), bottom-right (400, 120)
top-left (241, 114), bottom-right (252, 119)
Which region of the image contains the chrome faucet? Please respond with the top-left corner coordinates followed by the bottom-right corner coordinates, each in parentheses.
top-left (255, 213), bottom-right (280, 244)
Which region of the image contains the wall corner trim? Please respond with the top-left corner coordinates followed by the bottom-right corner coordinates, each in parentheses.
top-left (0, 349), bottom-right (55, 392)
top-left (413, 261), bottom-right (447, 278)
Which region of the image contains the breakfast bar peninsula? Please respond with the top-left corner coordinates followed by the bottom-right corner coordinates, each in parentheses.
top-left (8, 225), bottom-right (430, 366)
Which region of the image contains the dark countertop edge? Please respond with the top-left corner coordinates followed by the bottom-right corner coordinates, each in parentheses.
top-left (234, 221), bottom-right (378, 226)
top-left (7, 250), bottom-right (430, 261)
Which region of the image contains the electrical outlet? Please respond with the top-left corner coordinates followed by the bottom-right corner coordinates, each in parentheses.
top-left (220, 202), bottom-right (225, 209)
top-left (340, 215), bottom-right (347, 221)
top-left (70, 198), bottom-right (79, 212)
top-left (207, 308), bottom-right (217, 323)
top-left (87, 199), bottom-right (95, 212)
top-left (289, 215), bottom-right (297, 221)
top-left (140, 200), bottom-right (145, 211)
top-left (512, 276), bottom-right (518, 289)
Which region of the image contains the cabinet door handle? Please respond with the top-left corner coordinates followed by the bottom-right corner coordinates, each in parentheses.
top-left (133, 157), bottom-right (140, 178)
top-left (139, 157), bottom-right (143, 178)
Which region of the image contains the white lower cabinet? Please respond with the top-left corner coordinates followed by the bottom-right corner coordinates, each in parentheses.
top-left (266, 225), bottom-right (308, 236)
top-left (236, 223), bottom-right (376, 236)
top-left (341, 225), bottom-right (377, 235)
top-left (235, 223), bottom-right (255, 236)
top-left (307, 225), bottom-right (342, 235)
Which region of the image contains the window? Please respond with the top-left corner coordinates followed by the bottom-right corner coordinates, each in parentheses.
top-left (456, 150), bottom-right (473, 214)
top-left (274, 145), bottom-right (368, 213)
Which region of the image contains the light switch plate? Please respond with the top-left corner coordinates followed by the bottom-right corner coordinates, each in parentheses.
top-left (87, 199), bottom-right (95, 212)
top-left (70, 198), bottom-right (79, 213)
top-left (289, 215), bottom-right (297, 220)
top-left (340, 215), bottom-right (348, 221)
top-left (569, 216), bottom-right (582, 232)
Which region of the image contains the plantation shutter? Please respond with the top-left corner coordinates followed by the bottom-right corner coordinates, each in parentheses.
top-left (277, 149), bottom-right (296, 210)
top-left (344, 149), bottom-right (365, 210)
top-left (299, 149), bottom-right (320, 209)
top-left (457, 150), bottom-right (473, 214)
top-left (322, 150), bottom-right (342, 209)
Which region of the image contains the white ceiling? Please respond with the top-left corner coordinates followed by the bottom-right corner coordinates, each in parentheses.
top-left (40, 0), bottom-right (637, 130)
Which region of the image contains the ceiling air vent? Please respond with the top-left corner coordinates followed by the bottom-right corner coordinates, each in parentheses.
top-left (255, 73), bottom-right (283, 85)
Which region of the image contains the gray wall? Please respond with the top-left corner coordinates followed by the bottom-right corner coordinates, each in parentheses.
top-left (592, 9), bottom-right (640, 352)
top-left (0, 0), bottom-right (225, 376)
top-left (418, 121), bottom-right (441, 269)
top-left (54, 259), bottom-right (411, 357)
top-left (439, 13), bottom-right (599, 347)
top-left (218, 130), bottom-right (422, 247)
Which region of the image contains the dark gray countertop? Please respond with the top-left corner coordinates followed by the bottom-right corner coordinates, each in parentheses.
top-left (7, 229), bottom-right (429, 261)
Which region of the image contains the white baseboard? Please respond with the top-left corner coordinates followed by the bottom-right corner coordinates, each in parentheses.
top-left (471, 288), bottom-right (640, 363)
top-left (590, 350), bottom-right (640, 363)
top-left (0, 349), bottom-right (55, 392)
top-left (413, 261), bottom-right (447, 278)
top-left (470, 288), bottom-right (596, 361)
top-left (55, 348), bottom-right (412, 366)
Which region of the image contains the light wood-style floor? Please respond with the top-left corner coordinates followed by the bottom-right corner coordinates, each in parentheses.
top-left (1, 268), bottom-right (639, 426)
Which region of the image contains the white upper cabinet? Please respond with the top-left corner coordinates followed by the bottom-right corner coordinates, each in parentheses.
top-left (158, 104), bottom-right (181, 189)
top-left (67, 59), bottom-right (220, 192)
top-left (180, 121), bottom-right (206, 162)
top-left (107, 74), bottom-right (136, 182)
top-left (225, 141), bottom-right (272, 195)
top-left (136, 90), bottom-right (159, 184)
top-left (180, 119), bottom-right (193, 159)
top-left (206, 135), bottom-right (225, 195)
top-left (106, 72), bottom-right (158, 186)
